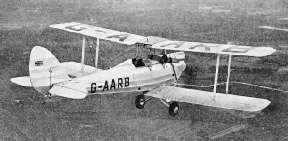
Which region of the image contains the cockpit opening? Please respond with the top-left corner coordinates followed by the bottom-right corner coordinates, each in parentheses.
top-left (131, 52), bottom-right (185, 68)
top-left (132, 56), bottom-right (145, 67)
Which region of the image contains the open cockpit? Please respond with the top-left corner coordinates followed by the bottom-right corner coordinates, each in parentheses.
top-left (131, 52), bottom-right (185, 68)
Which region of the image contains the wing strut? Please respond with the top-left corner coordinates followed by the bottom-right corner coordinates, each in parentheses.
top-left (81, 36), bottom-right (86, 72)
top-left (226, 54), bottom-right (232, 94)
top-left (213, 54), bottom-right (220, 95)
top-left (136, 44), bottom-right (139, 56)
top-left (95, 38), bottom-right (99, 68)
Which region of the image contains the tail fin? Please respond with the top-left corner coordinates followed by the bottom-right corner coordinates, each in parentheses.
top-left (29, 46), bottom-right (70, 94)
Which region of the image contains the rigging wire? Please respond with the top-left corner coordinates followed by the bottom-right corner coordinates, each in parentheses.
top-left (109, 42), bottom-right (132, 62)
top-left (193, 54), bottom-right (217, 68)
top-left (186, 54), bottom-right (218, 82)
top-left (92, 39), bottom-right (112, 68)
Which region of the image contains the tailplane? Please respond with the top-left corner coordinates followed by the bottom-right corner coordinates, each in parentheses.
top-left (29, 46), bottom-right (70, 94)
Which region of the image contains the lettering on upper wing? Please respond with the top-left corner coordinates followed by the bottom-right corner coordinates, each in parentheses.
top-left (156, 41), bottom-right (254, 54)
top-left (90, 77), bottom-right (129, 93)
top-left (159, 42), bottom-right (220, 50)
top-left (94, 29), bottom-right (106, 33)
top-left (189, 44), bottom-right (220, 50)
top-left (159, 41), bottom-right (185, 48)
top-left (223, 46), bottom-right (252, 53)
top-left (65, 23), bottom-right (93, 31)
top-left (106, 34), bottom-right (131, 42)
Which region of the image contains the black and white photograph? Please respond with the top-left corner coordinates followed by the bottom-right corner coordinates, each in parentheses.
top-left (1, 0), bottom-right (288, 140)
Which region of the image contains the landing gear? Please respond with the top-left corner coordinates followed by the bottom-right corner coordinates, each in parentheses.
top-left (160, 99), bottom-right (180, 117)
top-left (135, 93), bottom-right (179, 117)
top-left (169, 102), bottom-right (179, 117)
top-left (135, 94), bottom-right (145, 109)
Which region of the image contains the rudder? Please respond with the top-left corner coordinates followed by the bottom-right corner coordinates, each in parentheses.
top-left (29, 46), bottom-right (70, 94)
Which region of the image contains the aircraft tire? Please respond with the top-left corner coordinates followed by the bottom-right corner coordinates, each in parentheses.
top-left (169, 102), bottom-right (179, 117)
top-left (135, 95), bottom-right (145, 109)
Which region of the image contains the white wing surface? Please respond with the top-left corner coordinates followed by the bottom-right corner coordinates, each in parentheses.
top-left (50, 22), bottom-right (146, 45)
top-left (150, 41), bottom-right (276, 57)
top-left (146, 86), bottom-right (270, 112)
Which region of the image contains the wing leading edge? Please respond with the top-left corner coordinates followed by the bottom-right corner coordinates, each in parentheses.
top-left (50, 22), bottom-right (276, 57)
top-left (146, 86), bottom-right (270, 112)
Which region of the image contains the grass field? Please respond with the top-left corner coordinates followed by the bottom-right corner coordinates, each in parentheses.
top-left (2, 0), bottom-right (288, 140)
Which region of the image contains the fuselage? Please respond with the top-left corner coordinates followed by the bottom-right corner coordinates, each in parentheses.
top-left (75, 59), bottom-right (186, 95)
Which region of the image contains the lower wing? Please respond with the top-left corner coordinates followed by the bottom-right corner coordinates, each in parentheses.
top-left (145, 86), bottom-right (270, 112)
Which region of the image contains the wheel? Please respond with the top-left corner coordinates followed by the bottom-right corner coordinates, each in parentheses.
top-left (135, 95), bottom-right (145, 109)
top-left (169, 102), bottom-right (179, 117)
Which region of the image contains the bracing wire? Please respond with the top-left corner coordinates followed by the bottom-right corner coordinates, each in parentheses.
top-left (185, 54), bottom-right (218, 83)
top-left (109, 42), bottom-right (132, 62)
top-left (91, 39), bottom-right (112, 68)
top-left (89, 38), bottom-right (139, 68)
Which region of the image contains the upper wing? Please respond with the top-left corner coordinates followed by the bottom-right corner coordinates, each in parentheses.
top-left (50, 22), bottom-right (276, 57)
top-left (150, 41), bottom-right (276, 57)
top-left (146, 86), bottom-right (270, 112)
top-left (50, 22), bottom-right (146, 45)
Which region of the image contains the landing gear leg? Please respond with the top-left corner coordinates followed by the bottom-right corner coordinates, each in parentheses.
top-left (160, 99), bottom-right (180, 117)
top-left (135, 94), bottom-right (145, 109)
top-left (169, 102), bottom-right (179, 117)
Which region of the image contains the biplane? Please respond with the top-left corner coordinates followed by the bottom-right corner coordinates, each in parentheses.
top-left (11, 22), bottom-right (275, 116)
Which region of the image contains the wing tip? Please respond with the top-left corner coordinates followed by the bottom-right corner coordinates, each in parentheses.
top-left (244, 99), bottom-right (271, 112)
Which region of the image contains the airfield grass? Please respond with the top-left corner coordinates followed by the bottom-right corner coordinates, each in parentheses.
top-left (2, 0), bottom-right (288, 140)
